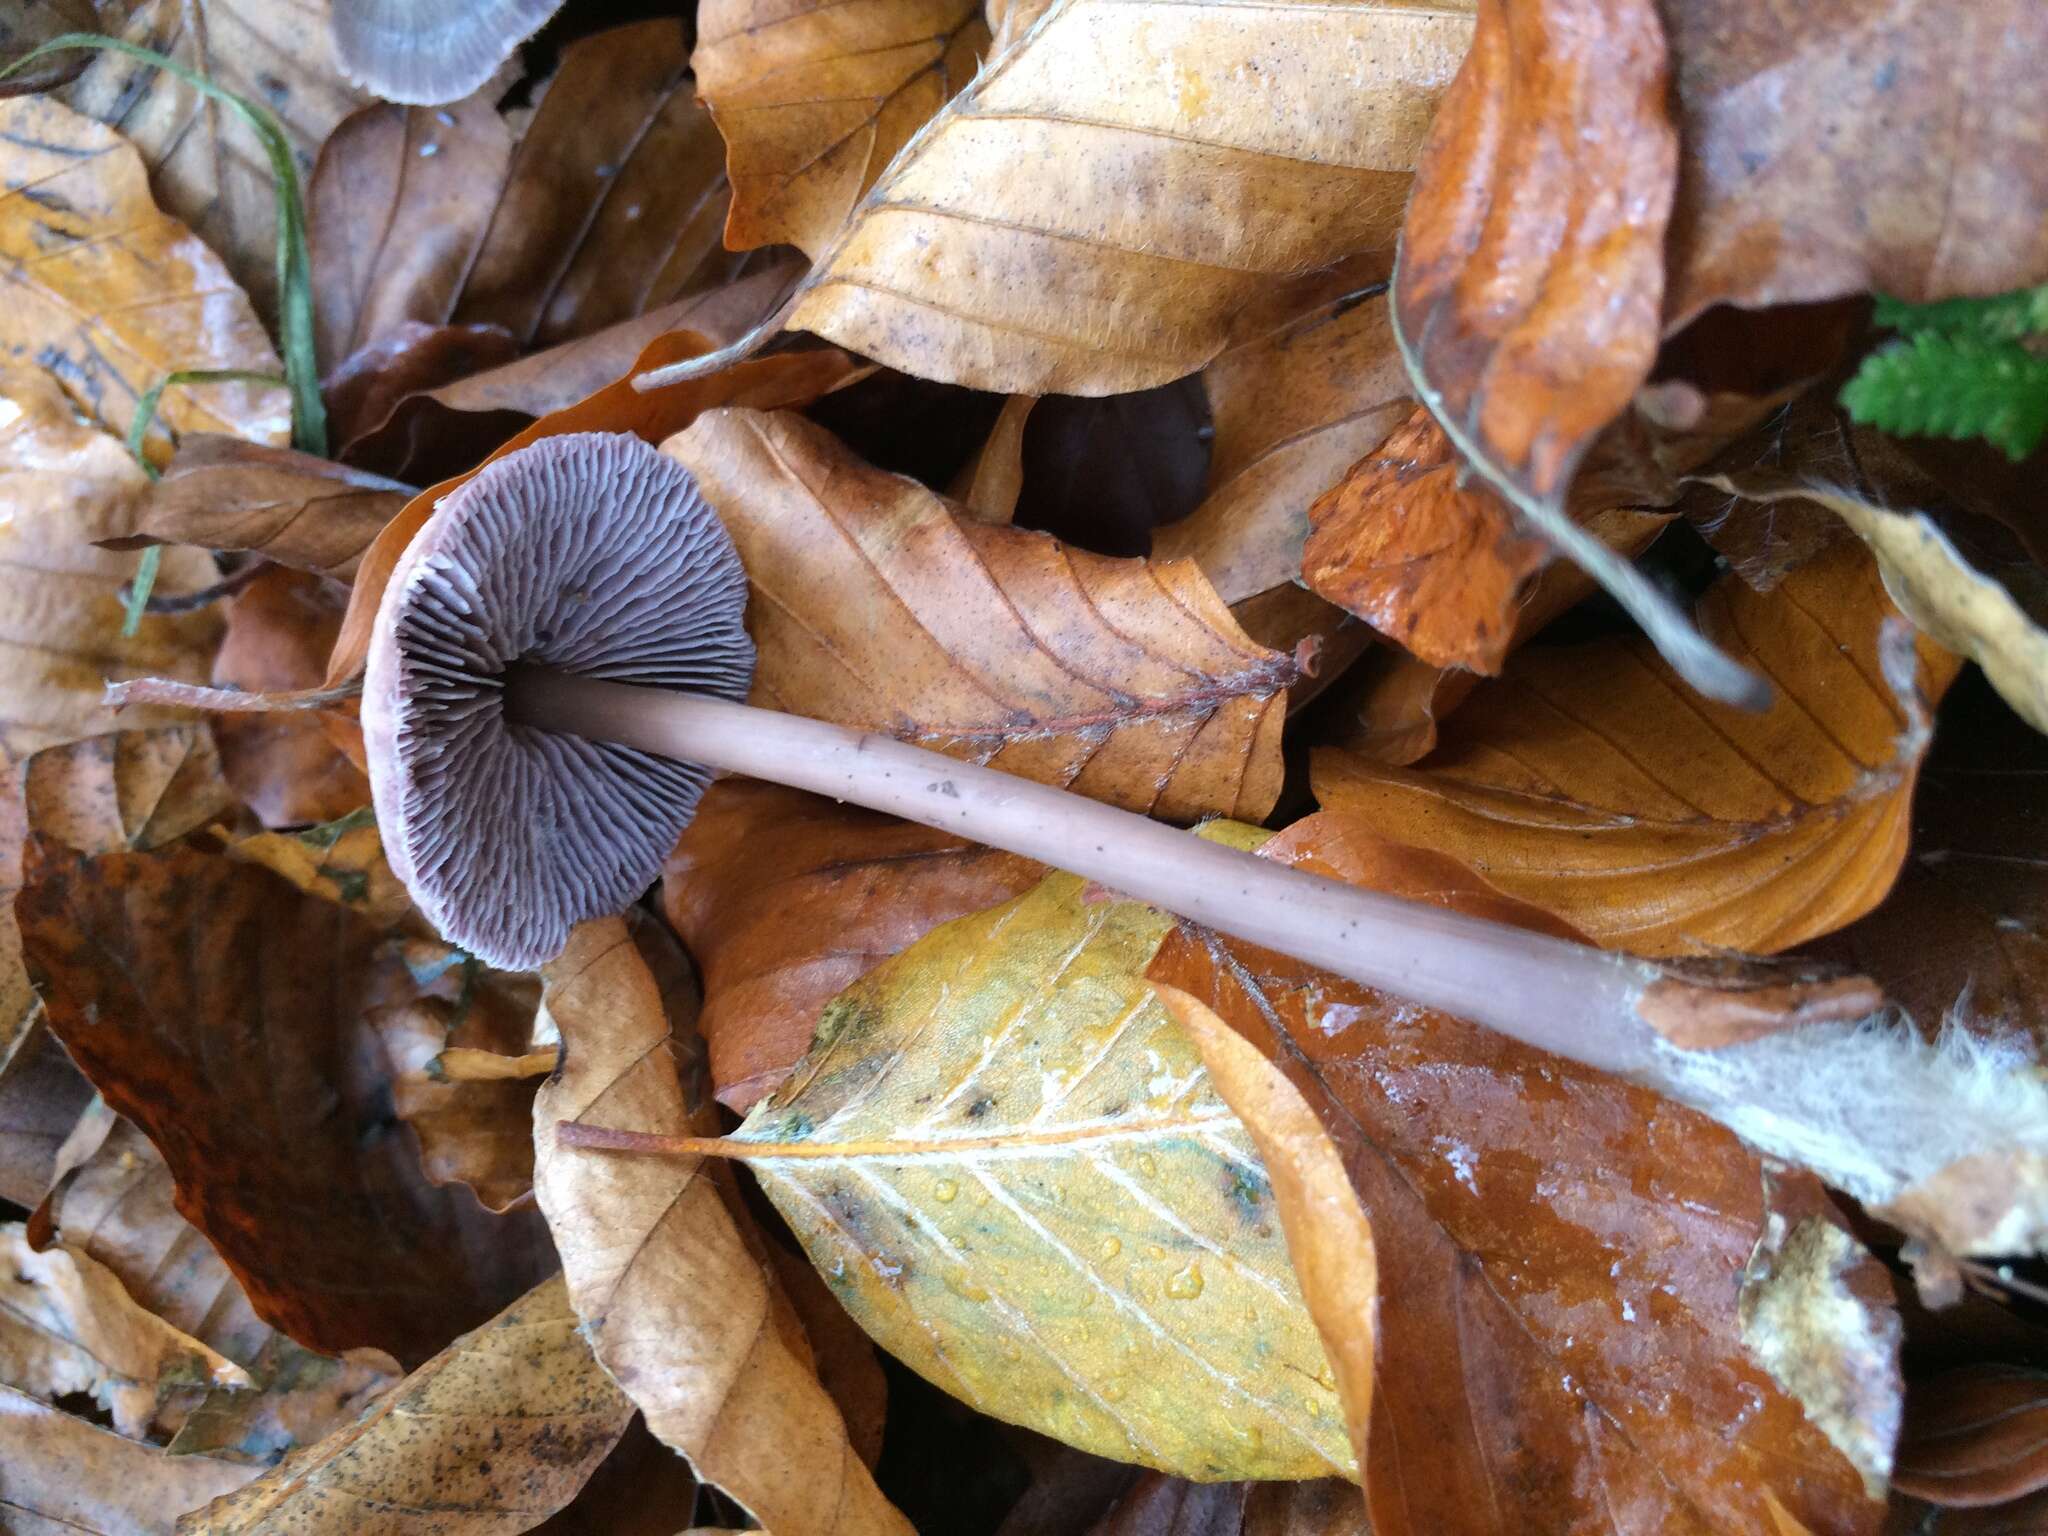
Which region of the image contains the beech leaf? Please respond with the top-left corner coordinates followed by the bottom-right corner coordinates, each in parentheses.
top-left (716, 867), bottom-right (1357, 1482)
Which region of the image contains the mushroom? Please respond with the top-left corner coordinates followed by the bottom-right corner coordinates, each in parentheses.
top-left (368, 432), bottom-right (2048, 1212)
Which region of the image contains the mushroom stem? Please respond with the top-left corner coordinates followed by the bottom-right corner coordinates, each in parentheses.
top-left (508, 666), bottom-right (1673, 1078)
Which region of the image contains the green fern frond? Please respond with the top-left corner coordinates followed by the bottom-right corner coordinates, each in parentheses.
top-left (1870, 284), bottom-right (2048, 341)
top-left (1841, 330), bottom-right (2048, 463)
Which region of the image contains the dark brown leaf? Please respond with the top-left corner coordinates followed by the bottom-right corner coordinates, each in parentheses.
top-left (1896, 1366), bottom-right (2048, 1508)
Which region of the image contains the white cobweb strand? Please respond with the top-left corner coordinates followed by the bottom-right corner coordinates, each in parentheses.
top-left (1648, 1014), bottom-right (2048, 1213)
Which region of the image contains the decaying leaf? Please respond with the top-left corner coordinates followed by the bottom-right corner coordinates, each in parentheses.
top-left (0, 365), bottom-right (225, 756)
top-left (64, 0), bottom-right (373, 321)
top-left (695, 0), bottom-right (988, 258)
top-left (666, 408), bottom-right (1297, 821)
top-left (1661, 0), bottom-right (2048, 327)
top-left (0, 1221), bottom-right (250, 1439)
top-left (0, 94), bottom-right (288, 452)
top-left (1148, 814), bottom-right (1894, 1535)
top-left (369, 995), bottom-right (541, 1213)
top-left (0, 1382), bottom-right (256, 1535)
top-left (774, 0), bottom-right (1476, 394)
top-left (1151, 264), bottom-right (1405, 608)
top-left (183, 1274), bottom-right (632, 1536)
top-left (1893, 1365), bottom-right (2048, 1508)
top-left (662, 779), bottom-right (1042, 1111)
top-left (1313, 541), bottom-right (1962, 954)
top-left (18, 837), bottom-right (551, 1361)
top-left (722, 868), bottom-right (1355, 1481)
top-left (533, 917), bottom-right (914, 1535)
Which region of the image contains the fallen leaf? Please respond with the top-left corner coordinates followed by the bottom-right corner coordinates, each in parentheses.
top-left (183, 1274), bottom-right (632, 1535)
top-left (322, 321), bottom-right (524, 453)
top-left (662, 778), bottom-right (1043, 1111)
top-left (1700, 475), bottom-right (2048, 736)
top-left (695, 0), bottom-right (988, 258)
top-left (666, 408), bottom-right (1297, 820)
top-left (1151, 264), bottom-right (1405, 608)
top-left (1147, 812), bottom-right (1894, 1535)
top-left (1243, 1479), bottom-right (1369, 1535)
top-left (774, 0), bottom-right (1476, 393)
top-left (1087, 1475), bottom-right (1246, 1534)
top-left (64, 0), bottom-right (373, 322)
top-left (37, 1107), bottom-right (402, 1464)
top-left (1661, 0), bottom-right (2048, 328)
top-left (720, 868), bottom-right (1356, 1481)
top-left (0, 0), bottom-right (100, 95)
top-left (1894, 1365), bottom-right (2048, 1507)
top-left (324, 338), bottom-right (863, 686)
top-left (369, 996), bottom-right (540, 1213)
top-left (0, 365), bottom-right (225, 756)
top-left (0, 1020), bottom-right (94, 1208)
top-left (106, 439), bottom-right (410, 582)
top-left (1313, 540), bottom-right (1962, 954)
top-left (208, 568), bottom-right (372, 830)
top-left (18, 837), bottom-right (552, 1361)
top-left (1151, 986), bottom-right (1377, 1476)
top-left (221, 809), bottom-right (412, 928)
top-left (0, 95), bottom-right (288, 451)
top-left (0, 1382), bottom-right (257, 1535)
top-left (766, 1241), bottom-right (891, 1472)
top-left (533, 916), bottom-right (913, 1535)
top-left (950, 394), bottom-right (1036, 525)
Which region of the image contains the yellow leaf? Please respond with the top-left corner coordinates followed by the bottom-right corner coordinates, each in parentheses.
top-left (1314, 541), bottom-right (1963, 955)
top-left (1152, 984), bottom-right (1377, 1480)
top-left (220, 811), bottom-right (414, 929)
top-left (726, 870), bottom-right (1356, 1481)
top-left (0, 366), bottom-right (225, 756)
top-left (665, 408), bottom-right (1296, 821)
top-left (182, 1275), bottom-right (632, 1535)
top-left (0, 97), bottom-right (288, 450)
top-left (534, 916), bottom-right (913, 1536)
top-left (695, 0), bottom-right (989, 258)
top-left (782, 0), bottom-right (1476, 393)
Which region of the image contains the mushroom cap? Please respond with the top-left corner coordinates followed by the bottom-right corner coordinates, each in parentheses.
top-left (364, 432), bottom-right (754, 970)
top-left (331, 0), bottom-right (566, 105)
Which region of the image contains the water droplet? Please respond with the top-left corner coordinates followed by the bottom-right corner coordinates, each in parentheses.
top-left (1101, 1379), bottom-right (1127, 1403)
top-left (1305, 1395), bottom-right (1323, 1418)
top-left (1145, 1243), bottom-right (1166, 1261)
top-left (1099, 1236), bottom-right (1122, 1260)
top-left (1240, 1425), bottom-right (1264, 1455)
top-left (1001, 1339), bottom-right (1022, 1362)
top-left (1137, 1154), bottom-right (1158, 1177)
top-left (1316, 1364), bottom-right (1337, 1390)
top-left (934, 1178), bottom-right (959, 1203)
top-left (971, 1186), bottom-right (991, 1208)
top-left (1165, 1262), bottom-right (1204, 1300)
top-left (946, 1271), bottom-right (991, 1303)
top-left (1242, 1306), bottom-right (1258, 1324)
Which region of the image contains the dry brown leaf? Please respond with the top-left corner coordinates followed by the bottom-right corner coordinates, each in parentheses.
top-left (64, 0), bottom-right (369, 322)
top-left (209, 569), bottom-right (371, 830)
top-left (0, 1382), bottom-right (257, 1535)
top-left (1151, 263), bottom-right (1405, 608)
top-left (774, 0), bottom-right (1475, 394)
top-left (324, 339), bottom-right (863, 686)
top-left (662, 778), bottom-right (1042, 1112)
top-left (0, 365), bottom-right (225, 756)
top-left (765, 1242), bottom-right (890, 1472)
top-left (532, 917), bottom-right (913, 1536)
top-left (0, 1221), bottom-right (249, 1440)
top-left (0, 1020), bottom-right (93, 1209)
top-left (667, 408), bottom-right (1296, 820)
top-left (108, 440), bottom-right (410, 583)
top-left (1662, 0), bottom-right (2048, 328)
top-left (1152, 986), bottom-right (1377, 1477)
top-left (0, 95), bottom-right (288, 450)
top-left (695, 0), bottom-right (988, 258)
top-left (18, 836), bottom-right (552, 1362)
top-left (1148, 813), bottom-right (1894, 1535)
top-left (950, 395), bottom-right (1036, 525)
top-left (720, 866), bottom-right (1355, 1481)
top-left (369, 996), bottom-right (539, 1213)
top-left (1894, 1366), bottom-right (2048, 1508)
top-left (1314, 540), bottom-right (1962, 954)
top-left (183, 1274), bottom-right (632, 1536)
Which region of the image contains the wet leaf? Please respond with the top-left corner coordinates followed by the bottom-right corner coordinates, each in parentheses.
top-left (1895, 1365), bottom-right (2048, 1508)
top-left (0, 1382), bottom-right (257, 1534)
top-left (666, 408), bottom-right (1297, 820)
top-left (0, 95), bottom-right (288, 451)
top-left (63, 0), bottom-right (372, 322)
top-left (533, 917), bottom-right (913, 1536)
top-left (0, 365), bottom-right (225, 758)
top-left (17, 837), bottom-right (552, 1362)
top-left (695, 0), bottom-right (987, 258)
top-left (183, 1274), bottom-right (632, 1536)
top-left (662, 779), bottom-right (1043, 1112)
top-left (1148, 813), bottom-right (1894, 1535)
top-left (1314, 541), bottom-right (1962, 954)
top-left (721, 869), bottom-right (1355, 1481)
top-left (0, 1220), bottom-right (250, 1439)
top-left (1151, 263), bottom-right (1405, 608)
top-left (777, 0), bottom-right (1475, 394)
top-left (1662, 0), bottom-right (2048, 328)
